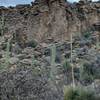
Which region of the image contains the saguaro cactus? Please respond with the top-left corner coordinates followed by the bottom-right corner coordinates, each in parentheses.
top-left (0, 11), bottom-right (5, 36)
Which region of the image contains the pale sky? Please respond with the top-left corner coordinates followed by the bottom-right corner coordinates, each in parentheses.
top-left (0, 0), bottom-right (99, 7)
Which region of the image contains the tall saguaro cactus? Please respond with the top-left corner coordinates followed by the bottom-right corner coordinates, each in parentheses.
top-left (50, 44), bottom-right (56, 80)
top-left (0, 11), bottom-right (5, 36)
top-left (5, 39), bottom-right (11, 68)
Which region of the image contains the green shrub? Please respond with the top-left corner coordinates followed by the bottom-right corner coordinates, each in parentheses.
top-left (27, 40), bottom-right (38, 48)
top-left (74, 68), bottom-right (80, 80)
top-left (81, 73), bottom-right (93, 84)
top-left (63, 59), bottom-right (71, 71)
top-left (80, 62), bottom-right (94, 84)
top-left (83, 32), bottom-right (91, 38)
top-left (64, 86), bottom-right (96, 100)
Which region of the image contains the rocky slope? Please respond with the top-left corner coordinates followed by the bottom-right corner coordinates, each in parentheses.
top-left (0, 0), bottom-right (100, 100)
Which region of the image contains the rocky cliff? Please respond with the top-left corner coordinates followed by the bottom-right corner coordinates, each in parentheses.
top-left (0, 0), bottom-right (100, 43)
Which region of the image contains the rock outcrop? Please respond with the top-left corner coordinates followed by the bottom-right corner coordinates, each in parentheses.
top-left (0, 0), bottom-right (100, 43)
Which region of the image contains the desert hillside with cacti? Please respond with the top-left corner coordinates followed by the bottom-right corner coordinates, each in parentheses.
top-left (0, 0), bottom-right (100, 100)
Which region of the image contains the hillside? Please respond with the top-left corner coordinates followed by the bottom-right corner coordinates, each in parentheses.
top-left (0, 0), bottom-right (100, 100)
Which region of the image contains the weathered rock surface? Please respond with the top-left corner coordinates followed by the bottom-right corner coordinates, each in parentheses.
top-left (0, 0), bottom-right (100, 43)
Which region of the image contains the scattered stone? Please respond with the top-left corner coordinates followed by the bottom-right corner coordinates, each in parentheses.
top-left (20, 59), bottom-right (32, 66)
top-left (9, 57), bottom-right (19, 65)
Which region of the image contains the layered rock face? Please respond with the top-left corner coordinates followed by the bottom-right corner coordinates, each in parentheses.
top-left (0, 0), bottom-right (100, 43)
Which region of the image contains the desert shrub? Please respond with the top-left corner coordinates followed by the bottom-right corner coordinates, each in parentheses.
top-left (82, 62), bottom-right (93, 74)
top-left (74, 68), bottom-right (80, 80)
top-left (80, 62), bottom-right (94, 85)
top-left (0, 63), bottom-right (4, 71)
top-left (64, 86), bottom-right (96, 100)
top-left (92, 65), bottom-right (100, 79)
top-left (63, 59), bottom-right (71, 71)
top-left (83, 32), bottom-right (91, 39)
top-left (80, 60), bottom-right (100, 83)
top-left (81, 73), bottom-right (93, 84)
top-left (27, 40), bottom-right (38, 48)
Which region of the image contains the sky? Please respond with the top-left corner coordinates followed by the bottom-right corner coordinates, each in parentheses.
top-left (0, 0), bottom-right (99, 7)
